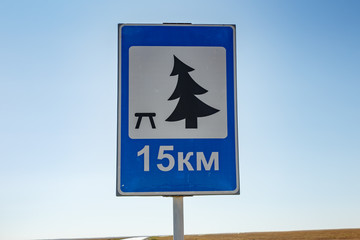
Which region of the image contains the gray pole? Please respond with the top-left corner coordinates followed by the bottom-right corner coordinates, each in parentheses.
top-left (173, 196), bottom-right (184, 240)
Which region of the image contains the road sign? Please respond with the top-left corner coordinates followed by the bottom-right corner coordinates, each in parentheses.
top-left (117, 23), bottom-right (239, 196)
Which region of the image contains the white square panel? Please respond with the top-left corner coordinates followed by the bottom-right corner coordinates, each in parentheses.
top-left (128, 46), bottom-right (227, 139)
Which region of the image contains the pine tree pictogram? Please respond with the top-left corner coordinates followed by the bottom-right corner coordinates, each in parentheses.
top-left (166, 55), bottom-right (219, 129)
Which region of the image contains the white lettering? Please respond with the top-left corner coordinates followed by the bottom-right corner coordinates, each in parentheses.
top-left (178, 152), bottom-right (194, 171)
top-left (157, 145), bottom-right (175, 172)
top-left (137, 145), bottom-right (219, 172)
top-left (137, 145), bottom-right (150, 171)
top-left (196, 152), bottom-right (219, 171)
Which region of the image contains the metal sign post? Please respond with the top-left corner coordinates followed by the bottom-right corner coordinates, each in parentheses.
top-left (173, 196), bottom-right (184, 240)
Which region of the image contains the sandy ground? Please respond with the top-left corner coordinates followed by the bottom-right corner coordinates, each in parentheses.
top-left (75, 229), bottom-right (360, 240)
top-left (151, 229), bottom-right (360, 240)
top-left (122, 237), bottom-right (148, 240)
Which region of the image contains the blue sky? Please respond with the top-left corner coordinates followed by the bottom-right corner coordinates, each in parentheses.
top-left (1, 0), bottom-right (359, 239)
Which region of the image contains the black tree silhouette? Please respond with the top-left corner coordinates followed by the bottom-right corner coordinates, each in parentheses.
top-left (166, 55), bottom-right (219, 128)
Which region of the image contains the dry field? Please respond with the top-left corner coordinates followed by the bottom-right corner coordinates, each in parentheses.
top-left (85, 229), bottom-right (360, 240)
top-left (150, 229), bottom-right (360, 240)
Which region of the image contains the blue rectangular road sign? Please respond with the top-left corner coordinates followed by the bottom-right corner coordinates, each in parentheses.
top-left (117, 23), bottom-right (239, 196)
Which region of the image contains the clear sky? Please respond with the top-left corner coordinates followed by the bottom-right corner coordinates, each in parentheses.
top-left (1, 0), bottom-right (359, 239)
